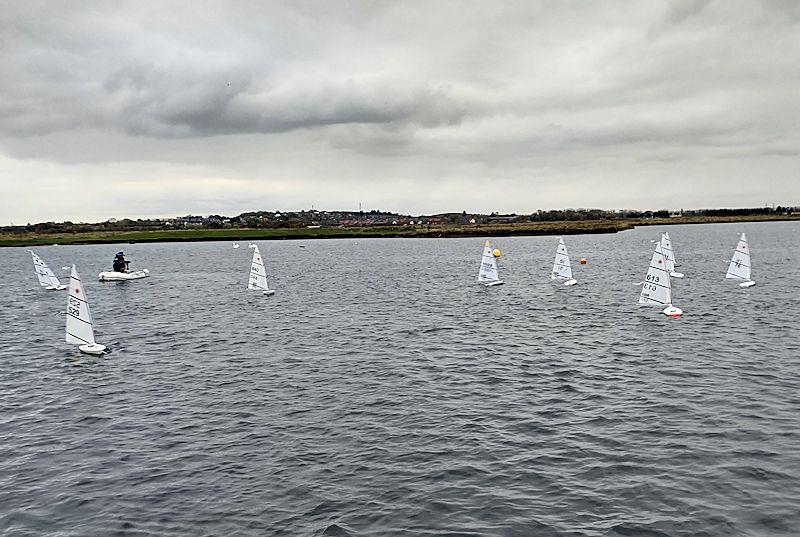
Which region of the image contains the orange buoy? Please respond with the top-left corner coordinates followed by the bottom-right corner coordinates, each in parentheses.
top-left (580, 258), bottom-right (588, 265)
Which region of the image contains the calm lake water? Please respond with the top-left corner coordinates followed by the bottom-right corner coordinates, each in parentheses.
top-left (1, 221), bottom-right (799, 536)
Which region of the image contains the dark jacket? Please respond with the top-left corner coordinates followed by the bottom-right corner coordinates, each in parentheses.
top-left (113, 257), bottom-right (127, 272)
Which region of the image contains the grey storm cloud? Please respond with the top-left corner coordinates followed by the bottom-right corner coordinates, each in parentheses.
top-left (0, 0), bottom-right (798, 223)
top-left (109, 71), bottom-right (467, 137)
top-left (1, 2), bottom-right (470, 139)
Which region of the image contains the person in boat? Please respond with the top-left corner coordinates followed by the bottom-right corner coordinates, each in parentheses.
top-left (113, 252), bottom-right (128, 272)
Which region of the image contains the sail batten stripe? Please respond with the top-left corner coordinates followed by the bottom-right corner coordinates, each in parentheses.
top-left (66, 332), bottom-right (92, 344)
top-left (67, 313), bottom-right (92, 325)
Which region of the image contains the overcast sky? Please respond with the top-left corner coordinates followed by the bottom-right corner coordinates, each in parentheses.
top-left (1, 0), bottom-right (798, 223)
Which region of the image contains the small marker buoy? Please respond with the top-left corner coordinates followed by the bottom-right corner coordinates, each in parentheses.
top-left (493, 248), bottom-right (501, 258)
top-left (580, 258), bottom-right (588, 264)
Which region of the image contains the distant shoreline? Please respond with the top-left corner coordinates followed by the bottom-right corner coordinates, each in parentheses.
top-left (1, 214), bottom-right (796, 247)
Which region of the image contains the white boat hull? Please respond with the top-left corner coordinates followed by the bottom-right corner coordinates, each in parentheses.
top-left (79, 343), bottom-right (106, 355)
top-left (46, 284), bottom-right (67, 290)
top-left (263, 290), bottom-right (275, 296)
top-left (481, 280), bottom-right (504, 287)
top-left (739, 280), bottom-right (756, 288)
top-left (563, 279), bottom-right (578, 286)
top-left (670, 271), bottom-right (684, 278)
top-left (98, 269), bottom-right (150, 281)
top-left (662, 305), bottom-right (683, 317)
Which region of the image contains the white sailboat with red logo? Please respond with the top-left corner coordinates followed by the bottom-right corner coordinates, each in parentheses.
top-left (638, 240), bottom-right (682, 317)
top-left (66, 265), bottom-right (106, 355)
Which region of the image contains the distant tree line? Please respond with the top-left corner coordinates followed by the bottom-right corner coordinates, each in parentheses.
top-left (703, 207), bottom-right (791, 217)
top-left (1, 206), bottom-right (795, 235)
top-left (532, 209), bottom-right (619, 221)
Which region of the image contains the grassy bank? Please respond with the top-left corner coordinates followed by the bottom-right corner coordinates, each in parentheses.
top-left (1, 214), bottom-right (797, 247)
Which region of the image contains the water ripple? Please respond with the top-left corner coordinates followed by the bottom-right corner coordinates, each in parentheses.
top-left (1, 222), bottom-right (799, 536)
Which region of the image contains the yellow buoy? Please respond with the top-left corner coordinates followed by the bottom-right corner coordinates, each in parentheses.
top-left (493, 248), bottom-right (501, 258)
top-left (580, 258), bottom-right (588, 264)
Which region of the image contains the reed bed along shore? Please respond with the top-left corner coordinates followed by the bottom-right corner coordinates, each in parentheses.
top-left (2, 214), bottom-right (797, 248)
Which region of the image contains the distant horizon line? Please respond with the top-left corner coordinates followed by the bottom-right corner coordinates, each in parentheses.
top-left (6, 204), bottom-right (797, 227)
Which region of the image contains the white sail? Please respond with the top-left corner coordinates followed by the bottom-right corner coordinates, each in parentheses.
top-left (477, 240), bottom-right (500, 283)
top-left (31, 251), bottom-right (63, 288)
top-left (247, 245), bottom-right (271, 291)
top-left (664, 232), bottom-right (678, 266)
top-left (660, 233), bottom-right (676, 272)
top-left (639, 241), bottom-right (672, 306)
top-left (726, 232), bottom-right (752, 281)
top-left (65, 265), bottom-right (96, 346)
top-left (551, 237), bottom-right (573, 280)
